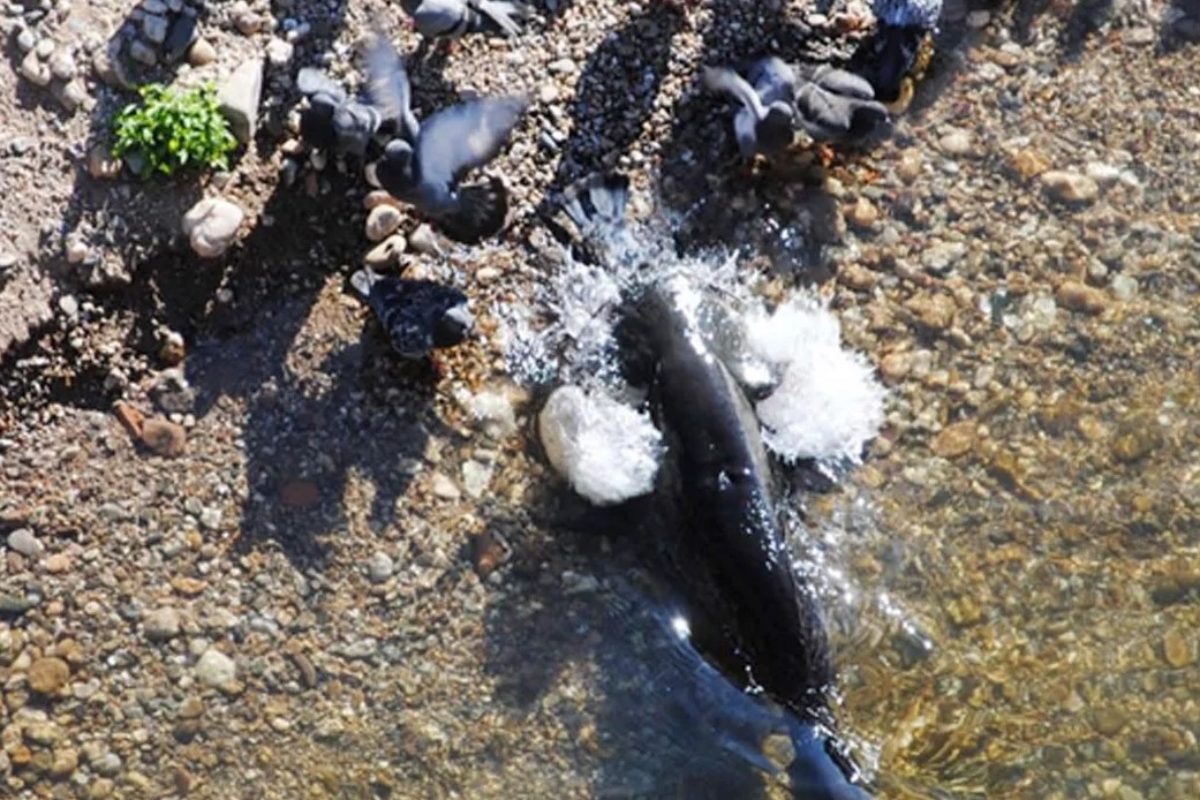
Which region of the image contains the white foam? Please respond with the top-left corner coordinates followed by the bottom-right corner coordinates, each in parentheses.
top-left (746, 295), bottom-right (886, 464)
top-left (538, 385), bottom-right (663, 506)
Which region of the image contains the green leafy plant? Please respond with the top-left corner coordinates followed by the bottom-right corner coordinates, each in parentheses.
top-left (111, 83), bottom-right (237, 178)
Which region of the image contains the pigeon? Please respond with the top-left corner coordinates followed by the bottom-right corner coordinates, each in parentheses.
top-left (702, 57), bottom-right (798, 159)
top-left (296, 67), bottom-right (385, 158)
top-left (399, 0), bottom-right (532, 40)
top-left (853, 0), bottom-right (943, 104)
top-left (350, 268), bottom-right (474, 359)
top-left (793, 65), bottom-right (891, 145)
top-left (364, 34), bottom-right (529, 243)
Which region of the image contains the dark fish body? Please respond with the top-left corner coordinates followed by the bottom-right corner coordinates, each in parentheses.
top-left (622, 284), bottom-right (834, 714)
top-left (620, 285), bottom-right (873, 798)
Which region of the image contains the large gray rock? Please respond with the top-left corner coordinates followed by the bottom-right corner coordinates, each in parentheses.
top-left (217, 58), bottom-right (263, 144)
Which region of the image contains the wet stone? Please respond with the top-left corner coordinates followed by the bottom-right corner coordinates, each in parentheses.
top-left (1092, 706), bottom-right (1128, 736)
top-left (931, 422), bottom-right (976, 459)
top-left (1041, 170), bottom-right (1099, 204)
top-left (28, 657), bottom-right (70, 695)
top-left (7, 527), bottom-right (42, 557)
top-left (1056, 281), bottom-right (1109, 315)
top-left (1162, 630), bottom-right (1194, 668)
top-left (195, 648), bottom-right (236, 687)
top-left (1110, 415), bottom-right (1163, 464)
top-left (144, 607), bottom-right (181, 641)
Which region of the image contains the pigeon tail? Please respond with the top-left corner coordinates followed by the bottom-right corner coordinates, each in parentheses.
top-left (438, 177), bottom-right (509, 243)
top-left (560, 172), bottom-right (630, 233)
top-left (474, 0), bottom-right (532, 36)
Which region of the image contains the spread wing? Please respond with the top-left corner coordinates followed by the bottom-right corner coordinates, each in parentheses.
top-left (365, 33), bottom-right (420, 139)
top-left (810, 66), bottom-right (878, 101)
top-left (702, 66), bottom-right (765, 119)
top-left (416, 96), bottom-right (528, 187)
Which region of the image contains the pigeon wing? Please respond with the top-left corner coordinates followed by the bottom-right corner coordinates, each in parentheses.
top-left (365, 34), bottom-right (420, 138)
top-left (702, 66), bottom-right (767, 119)
top-left (415, 96), bottom-right (528, 188)
top-left (811, 66), bottom-right (879, 101)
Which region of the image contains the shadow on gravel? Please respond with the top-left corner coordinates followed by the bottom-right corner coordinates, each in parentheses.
top-left (172, 170), bottom-right (442, 570)
top-left (537, 2), bottom-right (684, 209)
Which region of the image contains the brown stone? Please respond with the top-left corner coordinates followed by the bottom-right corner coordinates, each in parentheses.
top-left (280, 479), bottom-right (320, 509)
top-left (1110, 415), bottom-right (1163, 464)
top-left (27, 657), bottom-right (70, 695)
top-left (846, 197), bottom-right (879, 230)
top-left (1162, 630), bottom-right (1194, 668)
top-left (931, 421), bottom-right (976, 459)
top-left (1008, 148), bottom-right (1050, 180)
top-left (171, 577), bottom-right (207, 597)
top-left (905, 292), bottom-right (957, 331)
top-left (838, 262), bottom-right (878, 291)
top-left (878, 351), bottom-right (912, 383)
top-left (1056, 281), bottom-right (1109, 315)
top-left (140, 417), bottom-right (186, 457)
top-left (472, 530), bottom-right (512, 579)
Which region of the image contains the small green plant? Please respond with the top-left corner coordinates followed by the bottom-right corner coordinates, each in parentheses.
top-left (111, 83), bottom-right (237, 178)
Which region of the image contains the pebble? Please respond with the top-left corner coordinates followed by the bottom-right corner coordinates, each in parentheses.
top-left (896, 148), bottom-right (923, 183)
top-left (187, 37), bottom-right (216, 67)
top-left (1040, 170), bottom-right (1099, 204)
top-left (16, 27), bottom-right (36, 52)
top-left (938, 128), bottom-right (973, 157)
top-left (1092, 707), bottom-right (1128, 736)
top-left (366, 552), bottom-right (394, 584)
top-left (195, 648), bottom-right (236, 687)
top-left (364, 234), bottom-right (407, 268)
top-left (1055, 281), bottom-right (1108, 315)
top-left (55, 80), bottom-right (89, 113)
top-left (931, 422), bottom-right (976, 458)
top-left (1008, 148), bottom-right (1050, 180)
top-left (49, 747), bottom-right (77, 779)
top-left (7, 527), bottom-right (43, 557)
top-left (42, 553), bottom-right (71, 573)
top-left (879, 351), bottom-right (912, 383)
top-left (408, 223), bottom-right (442, 255)
top-left (140, 417), bottom-right (187, 457)
top-left (462, 460), bottom-right (492, 498)
top-left (47, 48), bottom-right (76, 81)
top-left (20, 49), bottom-right (51, 86)
top-left (24, 722), bottom-right (60, 746)
top-left (217, 58), bottom-right (264, 144)
top-left (1110, 274), bottom-right (1137, 301)
top-left (905, 292), bottom-right (956, 331)
top-left (1085, 161), bottom-right (1121, 186)
top-left (472, 530), bottom-right (511, 579)
top-left (35, 38), bottom-right (54, 58)
top-left (266, 37), bottom-right (293, 66)
top-left (144, 607), bottom-right (181, 641)
top-left (235, 11), bottom-right (264, 35)
top-left (847, 197), bottom-right (878, 230)
top-left (1110, 415), bottom-right (1162, 463)
top-left (431, 472), bottom-right (461, 500)
top-left (365, 204), bottom-right (402, 242)
top-left (27, 657), bottom-right (70, 695)
top-left (1162, 630), bottom-right (1194, 668)
top-left (921, 241), bottom-right (966, 276)
top-left (182, 197), bottom-right (244, 258)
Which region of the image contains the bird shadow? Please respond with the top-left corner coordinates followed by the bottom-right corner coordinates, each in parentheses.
top-left (536, 1), bottom-right (685, 214)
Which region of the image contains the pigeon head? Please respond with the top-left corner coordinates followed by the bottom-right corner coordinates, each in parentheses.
top-left (758, 102), bottom-right (796, 154)
top-left (433, 302), bottom-right (475, 349)
top-left (858, 25), bottom-right (925, 103)
top-left (368, 138), bottom-right (415, 190)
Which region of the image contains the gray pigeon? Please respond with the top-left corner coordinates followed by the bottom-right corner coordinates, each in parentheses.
top-left (296, 67), bottom-right (385, 158)
top-left (351, 268), bottom-right (474, 359)
top-left (702, 57), bottom-right (798, 159)
top-left (793, 65), bottom-right (892, 145)
top-left (364, 34), bottom-right (529, 243)
top-left (400, 0), bottom-right (532, 40)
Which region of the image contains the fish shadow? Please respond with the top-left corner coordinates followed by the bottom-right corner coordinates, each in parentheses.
top-left (480, 489), bottom-right (783, 799)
